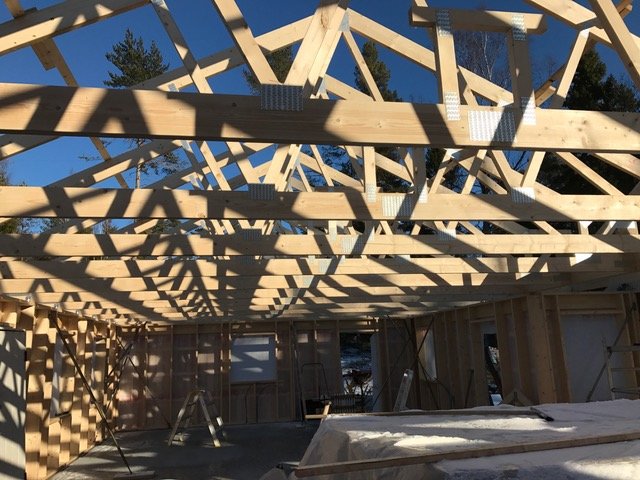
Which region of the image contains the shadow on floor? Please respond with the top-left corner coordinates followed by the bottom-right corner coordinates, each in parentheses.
top-left (52, 422), bottom-right (320, 480)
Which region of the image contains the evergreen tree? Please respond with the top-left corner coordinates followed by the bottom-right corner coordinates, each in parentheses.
top-left (539, 49), bottom-right (640, 197)
top-left (104, 29), bottom-right (182, 187)
top-left (354, 41), bottom-right (401, 102)
top-left (105, 29), bottom-right (168, 87)
top-left (350, 41), bottom-right (409, 193)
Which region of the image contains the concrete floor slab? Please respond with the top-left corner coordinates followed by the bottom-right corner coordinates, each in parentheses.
top-left (52, 422), bottom-right (319, 480)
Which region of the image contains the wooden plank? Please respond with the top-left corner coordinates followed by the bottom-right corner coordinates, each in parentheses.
top-left (431, 9), bottom-right (460, 111)
top-left (285, 0), bottom-right (348, 88)
top-left (588, 0), bottom-right (640, 88)
top-left (506, 26), bottom-right (535, 117)
top-left (17, 306), bottom-right (52, 480)
top-left (494, 301), bottom-right (515, 398)
top-left (295, 430), bottom-right (640, 477)
top-left (26, 287), bottom-right (517, 305)
top-left (0, 83), bottom-right (638, 152)
top-left (470, 319), bottom-right (488, 407)
top-left (410, 7), bottom-right (547, 33)
top-left (4, 254), bottom-right (626, 283)
top-left (6, 232), bottom-right (640, 258)
top-left (0, 0), bottom-right (148, 56)
top-left (342, 29), bottom-right (384, 101)
top-left (347, 9), bottom-right (513, 105)
top-left (511, 298), bottom-right (533, 400)
top-left (526, 294), bottom-right (557, 403)
top-left (211, 0), bottom-right (279, 84)
top-left (445, 311), bottom-right (464, 408)
top-left (542, 295), bottom-right (571, 402)
top-left (69, 319), bottom-right (86, 458)
top-left (6, 186), bottom-right (640, 221)
top-left (555, 151), bottom-right (623, 195)
top-left (0, 16), bottom-right (310, 162)
top-left (0, 271), bottom-right (564, 294)
top-left (454, 309), bottom-right (473, 408)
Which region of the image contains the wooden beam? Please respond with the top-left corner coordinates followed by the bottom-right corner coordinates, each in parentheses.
top-left (295, 430), bottom-right (640, 477)
top-left (3, 232), bottom-right (640, 257)
top-left (0, 271), bottom-right (572, 294)
top-left (4, 187), bottom-right (640, 221)
top-left (0, 0), bottom-right (148, 56)
top-left (347, 9), bottom-right (513, 105)
top-left (0, 83), bottom-right (638, 151)
top-left (525, 0), bottom-right (640, 50)
top-left (410, 7), bottom-right (547, 34)
top-left (210, 0), bottom-right (279, 84)
top-left (1, 254), bottom-right (634, 280)
top-left (27, 288), bottom-right (514, 306)
top-left (588, 0), bottom-right (640, 88)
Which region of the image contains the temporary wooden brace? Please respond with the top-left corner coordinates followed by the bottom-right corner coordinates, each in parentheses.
top-left (167, 390), bottom-right (224, 447)
top-left (104, 324), bottom-right (145, 417)
top-left (50, 312), bottom-right (137, 477)
top-left (113, 335), bottom-right (172, 429)
top-left (392, 369), bottom-right (414, 412)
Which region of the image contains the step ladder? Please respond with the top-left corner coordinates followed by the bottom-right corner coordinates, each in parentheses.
top-left (393, 369), bottom-right (414, 412)
top-left (605, 344), bottom-right (640, 400)
top-left (168, 390), bottom-right (225, 447)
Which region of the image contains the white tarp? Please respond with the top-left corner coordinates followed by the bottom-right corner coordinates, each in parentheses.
top-left (293, 400), bottom-right (640, 479)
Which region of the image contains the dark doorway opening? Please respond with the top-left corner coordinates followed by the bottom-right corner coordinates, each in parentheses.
top-left (338, 332), bottom-right (373, 412)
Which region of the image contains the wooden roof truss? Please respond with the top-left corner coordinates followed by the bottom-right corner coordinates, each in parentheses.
top-left (0, 0), bottom-right (639, 323)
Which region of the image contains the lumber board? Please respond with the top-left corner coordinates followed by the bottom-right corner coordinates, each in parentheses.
top-left (211, 0), bottom-right (279, 85)
top-left (347, 9), bottom-right (513, 105)
top-left (27, 289), bottom-right (515, 306)
top-left (294, 430), bottom-right (640, 477)
top-left (588, 0), bottom-right (640, 88)
top-left (3, 232), bottom-right (640, 257)
top-left (0, 83), bottom-right (638, 152)
top-left (4, 187), bottom-right (640, 221)
top-left (410, 7), bottom-right (547, 34)
top-left (525, 0), bottom-right (640, 49)
top-left (0, 271), bottom-right (570, 294)
top-left (0, 0), bottom-right (148, 56)
top-left (0, 254), bottom-right (634, 279)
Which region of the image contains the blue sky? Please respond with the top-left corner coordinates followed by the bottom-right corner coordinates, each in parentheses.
top-left (0, 0), bottom-right (638, 188)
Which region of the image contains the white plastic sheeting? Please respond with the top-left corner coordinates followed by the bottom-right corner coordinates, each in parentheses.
top-left (293, 400), bottom-right (640, 479)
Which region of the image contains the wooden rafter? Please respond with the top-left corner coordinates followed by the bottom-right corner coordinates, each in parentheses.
top-left (0, 0), bottom-right (638, 323)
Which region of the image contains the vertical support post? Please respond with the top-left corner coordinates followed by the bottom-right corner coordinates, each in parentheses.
top-left (494, 301), bottom-right (515, 397)
top-left (18, 306), bottom-right (52, 480)
top-left (433, 9), bottom-right (461, 122)
top-left (511, 298), bottom-right (533, 400)
top-left (526, 294), bottom-right (557, 403)
top-left (544, 295), bottom-right (571, 402)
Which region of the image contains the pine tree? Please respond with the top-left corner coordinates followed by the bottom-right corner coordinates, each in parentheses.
top-left (104, 29), bottom-right (182, 187)
top-left (539, 49), bottom-right (640, 197)
top-left (350, 41), bottom-right (410, 193)
top-left (105, 29), bottom-right (168, 87)
top-left (354, 41), bottom-right (401, 102)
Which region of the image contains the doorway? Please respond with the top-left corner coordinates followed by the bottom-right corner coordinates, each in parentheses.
top-left (338, 332), bottom-right (373, 412)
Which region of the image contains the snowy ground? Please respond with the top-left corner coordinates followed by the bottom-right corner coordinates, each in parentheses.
top-left (291, 399), bottom-right (640, 479)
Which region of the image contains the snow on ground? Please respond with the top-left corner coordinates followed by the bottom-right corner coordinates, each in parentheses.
top-left (293, 399), bottom-right (640, 479)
